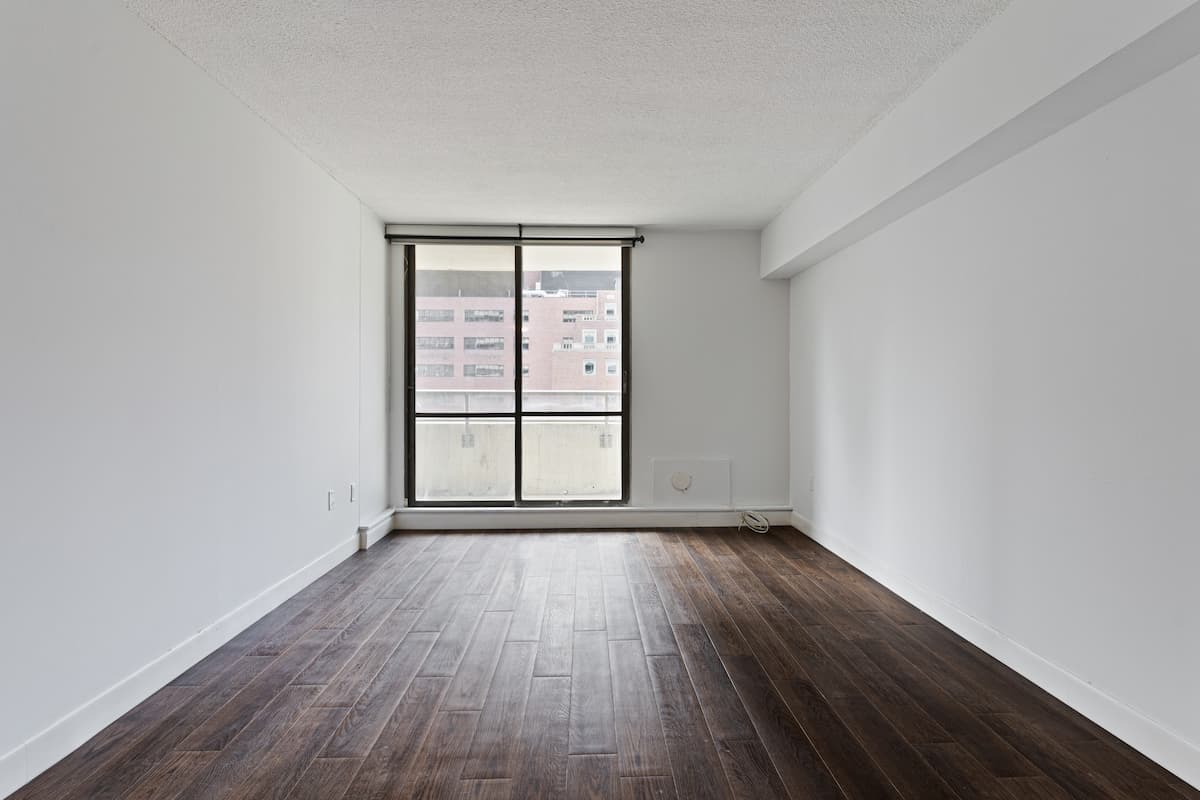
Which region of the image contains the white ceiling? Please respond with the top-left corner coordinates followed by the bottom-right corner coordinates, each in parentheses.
top-left (125, 0), bottom-right (1008, 228)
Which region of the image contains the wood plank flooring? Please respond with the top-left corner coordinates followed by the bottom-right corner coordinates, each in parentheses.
top-left (12, 528), bottom-right (1195, 800)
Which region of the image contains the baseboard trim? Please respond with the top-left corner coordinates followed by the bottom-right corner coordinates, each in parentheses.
top-left (358, 507), bottom-right (396, 550)
top-left (790, 512), bottom-right (1200, 791)
top-left (394, 506), bottom-right (793, 531)
top-left (0, 532), bottom-right (360, 800)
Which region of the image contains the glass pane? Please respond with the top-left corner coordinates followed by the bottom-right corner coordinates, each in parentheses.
top-left (521, 246), bottom-right (622, 412)
top-left (414, 245), bottom-right (515, 413)
top-left (522, 416), bottom-right (622, 501)
top-left (414, 418), bottom-right (514, 501)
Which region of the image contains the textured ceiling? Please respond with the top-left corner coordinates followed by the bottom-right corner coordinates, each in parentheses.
top-left (125, 0), bottom-right (1008, 227)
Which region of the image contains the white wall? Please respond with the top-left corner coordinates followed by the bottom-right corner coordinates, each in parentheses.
top-left (359, 206), bottom-right (390, 523)
top-left (790, 52), bottom-right (1200, 786)
top-left (633, 231), bottom-right (789, 508)
top-left (387, 230), bottom-right (791, 512)
top-left (0, 2), bottom-right (386, 793)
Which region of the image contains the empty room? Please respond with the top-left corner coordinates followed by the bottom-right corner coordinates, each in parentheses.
top-left (2, 1), bottom-right (1198, 798)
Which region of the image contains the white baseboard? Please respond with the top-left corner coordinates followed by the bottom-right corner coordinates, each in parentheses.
top-left (0, 532), bottom-right (360, 800)
top-left (394, 506), bottom-right (792, 531)
top-left (357, 507), bottom-right (396, 550)
top-left (790, 512), bottom-right (1200, 791)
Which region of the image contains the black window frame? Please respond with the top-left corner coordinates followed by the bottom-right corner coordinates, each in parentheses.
top-left (405, 244), bottom-right (631, 507)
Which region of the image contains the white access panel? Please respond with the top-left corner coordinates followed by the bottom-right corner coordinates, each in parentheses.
top-left (651, 458), bottom-right (732, 508)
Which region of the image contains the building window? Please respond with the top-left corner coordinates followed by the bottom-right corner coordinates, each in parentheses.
top-left (583, 360), bottom-right (596, 376)
top-left (464, 364), bottom-right (504, 377)
top-left (416, 336), bottom-right (454, 350)
top-left (606, 360), bottom-right (618, 376)
top-left (605, 303), bottom-right (617, 320)
top-left (563, 309), bottom-right (594, 323)
top-left (582, 329), bottom-right (597, 346)
top-left (464, 336), bottom-right (504, 350)
top-left (604, 330), bottom-right (618, 347)
top-left (522, 365), bottom-right (530, 376)
top-left (464, 309), bottom-right (504, 323)
top-left (522, 309), bottom-right (530, 322)
top-left (522, 336), bottom-right (530, 351)
top-left (417, 309), bottom-right (454, 322)
top-left (415, 364), bottom-right (454, 377)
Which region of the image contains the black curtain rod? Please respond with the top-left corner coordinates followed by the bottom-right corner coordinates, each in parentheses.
top-left (383, 234), bottom-right (644, 246)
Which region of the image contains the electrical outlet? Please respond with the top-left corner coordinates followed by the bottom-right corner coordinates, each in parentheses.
top-left (349, 483), bottom-right (357, 504)
top-left (327, 490), bottom-right (336, 511)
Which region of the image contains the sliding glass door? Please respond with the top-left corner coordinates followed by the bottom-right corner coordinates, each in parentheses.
top-left (408, 245), bottom-right (516, 502)
top-left (405, 243), bottom-right (629, 506)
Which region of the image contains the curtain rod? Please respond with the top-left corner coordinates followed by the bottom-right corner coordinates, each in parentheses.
top-left (383, 224), bottom-right (642, 246)
top-left (383, 234), bottom-right (643, 246)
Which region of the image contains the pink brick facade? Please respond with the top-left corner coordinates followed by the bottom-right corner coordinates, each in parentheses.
top-left (413, 272), bottom-right (621, 408)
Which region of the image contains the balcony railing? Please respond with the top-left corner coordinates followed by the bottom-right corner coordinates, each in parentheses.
top-left (415, 388), bottom-right (621, 414)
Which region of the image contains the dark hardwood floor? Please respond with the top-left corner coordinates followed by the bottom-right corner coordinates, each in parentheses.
top-left (13, 528), bottom-right (1195, 799)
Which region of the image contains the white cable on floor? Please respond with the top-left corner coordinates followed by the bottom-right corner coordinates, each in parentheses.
top-left (739, 510), bottom-right (770, 534)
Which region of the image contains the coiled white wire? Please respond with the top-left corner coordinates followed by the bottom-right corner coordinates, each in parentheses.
top-left (738, 510), bottom-right (770, 534)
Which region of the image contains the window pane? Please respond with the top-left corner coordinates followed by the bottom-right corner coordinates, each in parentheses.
top-left (522, 416), bottom-right (621, 500)
top-left (521, 246), bottom-right (622, 412)
top-left (414, 245), bottom-right (515, 413)
top-left (414, 418), bottom-right (514, 501)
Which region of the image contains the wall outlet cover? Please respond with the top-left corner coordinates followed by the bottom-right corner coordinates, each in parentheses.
top-left (652, 458), bottom-right (731, 507)
top-left (670, 472), bottom-right (692, 492)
